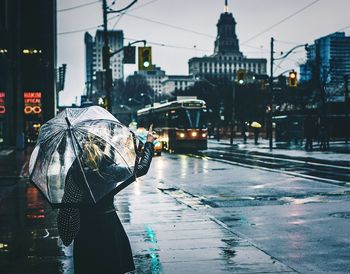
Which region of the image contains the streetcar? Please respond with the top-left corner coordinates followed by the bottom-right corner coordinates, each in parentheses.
top-left (137, 99), bottom-right (208, 151)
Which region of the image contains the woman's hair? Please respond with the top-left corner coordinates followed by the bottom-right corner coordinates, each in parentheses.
top-left (82, 136), bottom-right (103, 171)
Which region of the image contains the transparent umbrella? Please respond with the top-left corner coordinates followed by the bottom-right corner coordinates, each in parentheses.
top-left (29, 106), bottom-right (142, 208)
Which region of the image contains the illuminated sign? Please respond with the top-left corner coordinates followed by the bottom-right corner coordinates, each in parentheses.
top-left (24, 91), bottom-right (42, 115)
top-left (0, 92), bottom-right (5, 115)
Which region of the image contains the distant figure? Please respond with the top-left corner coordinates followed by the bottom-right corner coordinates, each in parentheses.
top-left (254, 128), bottom-right (259, 145)
top-left (319, 122), bottom-right (330, 151)
top-left (304, 115), bottom-right (315, 151)
top-left (242, 122), bottom-right (249, 144)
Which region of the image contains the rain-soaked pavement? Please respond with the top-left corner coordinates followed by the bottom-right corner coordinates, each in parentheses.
top-left (1, 145), bottom-right (350, 273)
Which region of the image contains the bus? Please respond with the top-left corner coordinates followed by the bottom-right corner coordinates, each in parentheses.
top-left (137, 99), bottom-right (208, 151)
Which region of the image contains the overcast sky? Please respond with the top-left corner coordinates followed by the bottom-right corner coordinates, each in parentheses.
top-left (57, 0), bottom-right (350, 105)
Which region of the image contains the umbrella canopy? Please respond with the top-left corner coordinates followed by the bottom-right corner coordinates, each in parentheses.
top-left (29, 106), bottom-right (141, 208)
top-left (250, 121), bottom-right (262, 128)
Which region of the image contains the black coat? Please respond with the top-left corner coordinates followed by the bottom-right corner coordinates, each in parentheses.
top-left (57, 142), bottom-right (154, 274)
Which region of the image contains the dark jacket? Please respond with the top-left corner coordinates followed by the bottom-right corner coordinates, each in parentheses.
top-left (57, 142), bottom-right (154, 274)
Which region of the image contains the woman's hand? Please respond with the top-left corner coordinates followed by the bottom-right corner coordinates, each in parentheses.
top-left (146, 124), bottom-right (158, 143)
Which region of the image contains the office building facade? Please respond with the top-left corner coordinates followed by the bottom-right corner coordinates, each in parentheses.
top-left (300, 32), bottom-right (350, 88)
top-left (84, 30), bottom-right (124, 96)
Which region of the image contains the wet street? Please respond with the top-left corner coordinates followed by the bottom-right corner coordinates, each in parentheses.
top-left (1, 143), bottom-right (350, 273)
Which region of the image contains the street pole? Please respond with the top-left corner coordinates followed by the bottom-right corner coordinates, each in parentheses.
top-left (269, 37), bottom-right (274, 149)
top-left (230, 81), bottom-right (235, 145)
top-left (102, 0), bottom-right (112, 112)
top-left (344, 75), bottom-right (349, 143)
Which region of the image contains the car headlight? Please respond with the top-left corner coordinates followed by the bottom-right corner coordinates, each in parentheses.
top-left (191, 132), bottom-right (197, 137)
top-left (179, 133), bottom-right (185, 138)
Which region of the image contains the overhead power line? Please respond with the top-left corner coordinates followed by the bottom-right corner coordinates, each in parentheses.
top-left (124, 13), bottom-right (215, 39)
top-left (58, 0), bottom-right (161, 35)
top-left (58, 1), bottom-right (100, 13)
top-left (111, 0), bottom-right (161, 29)
top-left (59, 25), bottom-right (102, 35)
top-left (57, 1), bottom-right (269, 53)
top-left (338, 24), bottom-right (350, 32)
top-left (242, 0), bottom-right (322, 44)
top-left (125, 37), bottom-right (211, 52)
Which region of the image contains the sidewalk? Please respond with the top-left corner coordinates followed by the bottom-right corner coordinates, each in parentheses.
top-left (0, 150), bottom-right (296, 274)
top-left (118, 176), bottom-right (297, 273)
top-left (209, 138), bottom-right (350, 164)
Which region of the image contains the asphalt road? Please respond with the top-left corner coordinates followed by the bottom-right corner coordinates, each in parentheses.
top-left (152, 150), bottom-right (350, 273)
top-left (1, 147), bottom-right (349, 273)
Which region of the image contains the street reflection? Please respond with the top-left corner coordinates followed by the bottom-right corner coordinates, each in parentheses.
top-left (179, 155), bottom-right (188, 179)
top-left (144, 224), bottom-right (161, 274)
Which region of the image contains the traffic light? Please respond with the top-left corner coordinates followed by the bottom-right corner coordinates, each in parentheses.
top-left (288, 71), bottom-right (298, 87)
top-left (123, 46), bottom-right (136, 64)
top-left (138, 47), bottom-right (152, 71)
top-left (236, 69), bottom-right (245, 84)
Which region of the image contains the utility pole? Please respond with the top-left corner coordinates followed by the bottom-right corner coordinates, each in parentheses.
top-left (102, 0), bottom-right (112, 112)
top-left (269, 37), bottom-right (274, 149)
top-left (344, 75), bottom-right (349, 143)
top-left (230, 80), bottom-right (235, 145)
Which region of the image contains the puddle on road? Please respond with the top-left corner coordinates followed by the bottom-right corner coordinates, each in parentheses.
top-left (158, 187), bottom-right (210, 210)
top-left (329, 212), bottom-right (350, 219)
top-left (280, 196), bottom-right (326, 205)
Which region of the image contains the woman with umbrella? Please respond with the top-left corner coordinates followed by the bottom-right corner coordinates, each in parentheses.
top-left (29, 106), bottom-right (157, 274)
top-left (58, 125), bottom-right (156, 274)
top-left (251, 121), bottom-right (262, 145)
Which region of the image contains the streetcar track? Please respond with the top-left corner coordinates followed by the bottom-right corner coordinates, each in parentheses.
top-left (187, 152), bottom-right (350, 186)
top-left (204, 151), bottom-right (350, 183)
top-left (208, 148), bottom-right (350, 170)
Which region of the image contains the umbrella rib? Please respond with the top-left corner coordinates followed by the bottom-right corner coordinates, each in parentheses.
top-left (67, 123), bottom-right (97, 204)
top-left (75, 127), bottom-right (133, 174)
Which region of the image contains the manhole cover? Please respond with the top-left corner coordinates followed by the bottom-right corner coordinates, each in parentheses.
top-left (329, 212), bottom-right (350, 219)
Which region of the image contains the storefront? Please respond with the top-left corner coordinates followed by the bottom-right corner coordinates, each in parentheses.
top-left (23, 91), bottom-right (42, 145)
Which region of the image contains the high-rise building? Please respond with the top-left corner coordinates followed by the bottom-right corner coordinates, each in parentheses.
top-left (137, 66), bottom-right (166, 97)
top-left (85, 32), bottom-right (94, 97)
top-left (188, 1), bottom-right (266, 80)
top-left (0, 0), bottom-right (57, 148)
top-left (300, 32), bottom-right (350, 90)
top-left (84, 30), bottom-right (124, 94)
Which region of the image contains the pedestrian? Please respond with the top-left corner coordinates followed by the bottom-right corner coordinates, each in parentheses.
top-left (319, 122), bottom-right (330, 151)
top-left (57, 125), bottom-right (157, 274)
top-left (254, 127), bottom-right (259, 145)
top-left (242, 121), bottom-right (249, 144)
top-left (304, 115), bottom-right (314, 151)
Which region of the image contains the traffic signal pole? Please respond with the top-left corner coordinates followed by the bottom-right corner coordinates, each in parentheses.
top-left (268, 38), bottom-right (308, 149)
top-left (344, 75), bottom-right (349, 143)
top-left (102, 0), bottom-right (112, 112)
top-left (101, 0), bottom-right (138, 113)
top-left (269, 37), bottom-right (274, 149)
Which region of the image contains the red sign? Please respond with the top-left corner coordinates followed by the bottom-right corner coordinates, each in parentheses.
top-left (0, 92), bottom-right (5, 115)
top-left (24, 91), bottom-right (42, 115)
